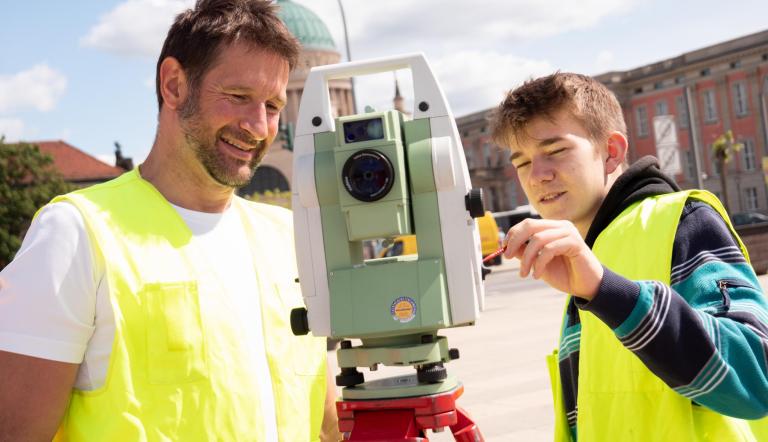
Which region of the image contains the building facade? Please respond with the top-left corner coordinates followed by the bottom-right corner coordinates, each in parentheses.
top-left (456, 109), bottom-right (523, 213)
top-left (455, 29), bottom-right (768, 218)
top-left (595, 29), bottom-right (768, 215)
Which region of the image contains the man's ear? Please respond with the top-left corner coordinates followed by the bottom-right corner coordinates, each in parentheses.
top-left (605, 131), bottom-right (628, 174)
top-left (158, 57), bottom-right (188, 111)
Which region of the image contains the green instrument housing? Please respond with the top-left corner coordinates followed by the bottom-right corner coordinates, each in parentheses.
top-left (314, 110), bottom-right (452, 340)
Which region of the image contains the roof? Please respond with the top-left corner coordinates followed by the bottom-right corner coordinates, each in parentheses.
top-left (27, 140), bottom-right (125, 182)
top-left (276, 0), bottom-right (337, 52)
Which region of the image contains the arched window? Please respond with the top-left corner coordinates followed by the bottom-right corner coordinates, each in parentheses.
top-left (237, 166), bottom-right (290, 197)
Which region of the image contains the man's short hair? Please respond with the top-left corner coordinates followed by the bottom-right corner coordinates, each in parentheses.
top-left (155, 0), bottom-right (300, 110)
top-left (491, 72), bottom-right (627, 147)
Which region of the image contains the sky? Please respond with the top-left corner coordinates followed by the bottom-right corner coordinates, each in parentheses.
top-left (1, 0), bottom-right (767, 165)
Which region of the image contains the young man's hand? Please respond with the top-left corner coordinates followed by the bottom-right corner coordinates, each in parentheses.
top-left (503, 219), bottom-right (603, 300)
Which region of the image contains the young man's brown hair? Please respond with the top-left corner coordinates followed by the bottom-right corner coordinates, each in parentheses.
top-left (491, 72), bottom-right (627, 147)
top-left (155, 0), bottom-right (300, 110)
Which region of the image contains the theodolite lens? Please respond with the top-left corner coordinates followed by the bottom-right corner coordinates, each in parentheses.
top-left (341, 149), bottom-right (394, 202)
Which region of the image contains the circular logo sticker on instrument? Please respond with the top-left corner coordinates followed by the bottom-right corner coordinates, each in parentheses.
top-left (391, 297), bottom-right (417, 323)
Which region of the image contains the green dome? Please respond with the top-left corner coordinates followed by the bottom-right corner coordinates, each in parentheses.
top-left (276, 0), bottom-right (337, 52)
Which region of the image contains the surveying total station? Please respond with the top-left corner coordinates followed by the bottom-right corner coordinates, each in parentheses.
top-left (290, 53), bottom-right (486, 441)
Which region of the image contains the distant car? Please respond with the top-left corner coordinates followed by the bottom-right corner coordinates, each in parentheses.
top-left (731, 212), bottom-right (768, 226)
top-left (376, 211), bottom-right (503, 265)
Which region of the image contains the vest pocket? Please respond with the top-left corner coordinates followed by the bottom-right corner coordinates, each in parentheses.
top-left (143, 282), bottom-right (208, 384)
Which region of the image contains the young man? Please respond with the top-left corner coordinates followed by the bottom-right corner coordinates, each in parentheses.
top-left (0, 1), bottom-right (339, 440)
top-left (492, 72), bottom-right (768, 441)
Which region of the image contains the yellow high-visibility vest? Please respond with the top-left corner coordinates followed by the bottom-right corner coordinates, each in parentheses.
top-left (548, 190), bottom-right (768, 441)
top-left (49, 169), bottom-right (326, 441)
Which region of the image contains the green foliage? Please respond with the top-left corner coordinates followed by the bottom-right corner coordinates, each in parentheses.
top-left (0, 138), bottom-right (74, 268)
top-left (712, 130), bottom-right (743, 163)
top-left (245, 189), bottom-right (292, 209)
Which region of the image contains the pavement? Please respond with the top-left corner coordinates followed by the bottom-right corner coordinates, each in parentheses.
top-left (328, 258), bottom-right (768, 441)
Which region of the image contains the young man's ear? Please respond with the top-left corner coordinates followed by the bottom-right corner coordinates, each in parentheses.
top-left (605, 131), bottom-right (628, 174)
top-left (158, 57), bottom-right (189, 111)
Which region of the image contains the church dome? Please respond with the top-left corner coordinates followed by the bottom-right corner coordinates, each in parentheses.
top-left (276, 0), bottom-right (337, 52)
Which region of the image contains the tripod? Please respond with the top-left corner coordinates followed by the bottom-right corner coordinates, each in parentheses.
top-left (334, 339), bottom-right (484, 442)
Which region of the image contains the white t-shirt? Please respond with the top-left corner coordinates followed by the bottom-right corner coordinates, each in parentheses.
top-left (0, 201), bottom-right (278, 441)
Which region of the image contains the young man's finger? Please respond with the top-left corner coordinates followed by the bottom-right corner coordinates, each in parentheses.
top-left (519, 227), bottom-right (570, 277)
top-left (531, 236), bottom-right (578, 280)
top-left (504, 218), bottom-right (567, 260)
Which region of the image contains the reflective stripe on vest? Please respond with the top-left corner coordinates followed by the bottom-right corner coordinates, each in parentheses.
top-left (549, 190), bottom-right (768, 442)
top-left (49, 169), bottom-right (326, 441)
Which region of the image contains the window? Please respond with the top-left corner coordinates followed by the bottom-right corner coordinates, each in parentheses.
top-left (507, 181), bottom-right (518, 208)
top-left (675, 75), bottom-right (686, 84)
top-left (733, 82), bottom-right (748, 116)
top-left (744, 187), bottom-right (759, 211)
top-left (730, 60), bottom-right (741, 69)
top-left (742, 139), bottom-right (756, 171)
top-left (636, 105), bottom-right (649, 137)
top-left (483, 143), bottom-right (491, 168)
top-left (485, 186), bottom-right (495, 211)
top-left (703, 90), bottom-right (718, 122)
top-left (685, 149), bottom-right (696, 181)
top-left (700, 68), bottom-right (711, 77)
top-left (711, 147), bottom-right (720, 177)
top-left (634, 87), bottom-right (643, 94)
top-left (654, 82), bottom-right (664, 90)
top-left (675, 95), bottom-right (689, 128)
top-left (655, 100), bottom-right (669, 116)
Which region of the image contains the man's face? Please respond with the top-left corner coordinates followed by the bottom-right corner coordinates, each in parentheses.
top-left (508, 109), bottom-right (610, 234)
top-left (179, 42), bottom-right (289, 188)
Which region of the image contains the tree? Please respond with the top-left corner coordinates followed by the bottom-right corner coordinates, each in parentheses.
top-left (712, 130), bottom-right (743, 214)
top-left (0, 138), bottom-right (74, 268)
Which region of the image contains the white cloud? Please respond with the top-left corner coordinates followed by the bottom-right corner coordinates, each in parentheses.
top-left (81, 0), bottom-right (193, 57)
top-left (349, 52), bottom-right (553, 117)
top-left (596, 50), bottom-right (616, 72)
top-left (316, 0), bottom-right (639, 55)
top-left (0, 118), bottom-right (25, 141)
top-left (0, 65), bottom-right (68, 114)
top-left (433, 51), bottom-right (554, 116)
top-left (96, 154), bottom-right (116, 166)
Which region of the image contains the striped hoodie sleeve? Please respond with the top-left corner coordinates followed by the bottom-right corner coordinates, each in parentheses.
top-left (577, 201), bottom-right (768, 419)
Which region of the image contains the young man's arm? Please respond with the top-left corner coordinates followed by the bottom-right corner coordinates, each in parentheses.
top-left (579, 202), bottom-right (768, 419)
top-left (0, 352), bottom-right (79, 440)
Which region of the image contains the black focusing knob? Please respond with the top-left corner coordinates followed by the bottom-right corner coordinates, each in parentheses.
top-left (290, 307), bottom-right (309, 336)
top-left (465, 188), bottom-right (485, 218)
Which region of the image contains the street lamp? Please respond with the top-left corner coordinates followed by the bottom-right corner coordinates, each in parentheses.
top-left (337, 0), bottom-right (357, 113)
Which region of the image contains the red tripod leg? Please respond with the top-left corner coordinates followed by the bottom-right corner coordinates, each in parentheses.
top-left (449, 406), bottom-right (484, 442)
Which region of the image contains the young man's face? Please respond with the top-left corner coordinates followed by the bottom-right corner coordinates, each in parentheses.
top-left (508, 109), bottom-right (611, 235)
top-left (179, 41), bottom-right (289, 188)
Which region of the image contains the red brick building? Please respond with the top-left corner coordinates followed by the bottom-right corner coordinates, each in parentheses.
top-left (596, 30), bottom-right (768, 214)
top-left (456, 109), bottom-right (522, 213)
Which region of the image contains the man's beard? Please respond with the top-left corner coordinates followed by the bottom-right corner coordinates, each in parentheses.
top-left (179, 92), bottom-right (264, 188)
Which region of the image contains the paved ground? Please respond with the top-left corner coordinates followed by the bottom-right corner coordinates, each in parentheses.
top-left (328, 258), bottom-right (768, 441)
